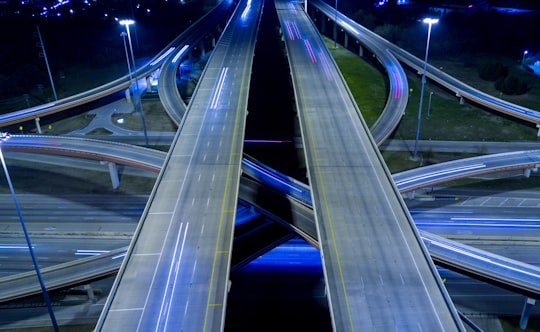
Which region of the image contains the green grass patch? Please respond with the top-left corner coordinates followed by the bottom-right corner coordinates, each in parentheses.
top-left (325, 38), bottom-right (540, 143)
top-left (324, 38), bottom-right (387, 127)
top-left (500, 317), bottom-right (540, 332)
top-left (394, 70), bottom-right (540, 142)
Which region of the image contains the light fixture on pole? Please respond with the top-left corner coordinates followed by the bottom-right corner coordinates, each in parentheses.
top-left (0, 133), bottom-right (59, 332)
top-left (412, 17), bottom-right (438, 160)
top-left (119, 19), bottom-right (149, 147)
top-left (522, 50), bottom-right (528, 65)
top-left (120, 32), bottom-right (132, 81)
top-left (36, 25), bottom-right (58, 101)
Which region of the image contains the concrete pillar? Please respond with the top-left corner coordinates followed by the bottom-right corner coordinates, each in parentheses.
top-left (146, 77), bottom-right (152, 92)
top-left (344, 33), bottom-right (349, 49)
top-left (520, 298), bottom-right (536, 330)
top-left (359, 44), bottom-right (363, 57)
top-left (83, 284), bottom-right (96, 303)
top-left (35, 118), bottom-right (42, 134)
top-left (321, 16), bottom-right (326, 33)
top-left (524, 168), bottom-right (531, 178)
top-left (109, 162), bottom-right (120, 189)
top-left (125, 88), bottom-right (132, 104)
top-left (459, 96), bottom-right (465, 105)
top-left (101, 161), bottom-right (120, 189)
top-left (212, 36), bottom-right (216, 48)
top-left (200, 40), bottom-right (206, 57)
top-left (536, 124), bottom-right (540, 136)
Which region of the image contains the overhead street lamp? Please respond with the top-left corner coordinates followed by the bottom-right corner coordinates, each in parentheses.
top-left (120, 32), bottom-right (132, 81)
top-left (412, 17), bottom-right (438, 160)
top-left (522, 50), bottom-right (528, 65)
top-left (119, 19), bottom-right (149, 147)
top-left (0, 133), bottom-right (59, 332)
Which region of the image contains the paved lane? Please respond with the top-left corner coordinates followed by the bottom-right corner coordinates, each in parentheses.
top-left (95, 0), bottom-right (262, 330)
top-left (276, 0), bottom-right (464, 330)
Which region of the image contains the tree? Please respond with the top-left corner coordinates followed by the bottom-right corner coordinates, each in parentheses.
top-left (495, 74), bottom-right (528, 95)
top-left (478, 62), bottom-right (507, 81)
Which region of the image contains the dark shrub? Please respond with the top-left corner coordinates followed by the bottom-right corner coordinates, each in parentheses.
top-left (478, 62), bottom-right (507, 81)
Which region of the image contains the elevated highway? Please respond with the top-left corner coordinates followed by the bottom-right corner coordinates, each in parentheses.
top-left (276, 0), bottom-right (463, 330)
top-left (95, 0), bottom-right (262, 330)
top-left (3, 147), bottom-right (540, 308)
top-left (3, 0), bottom-right (540, 330)
top-left (394, 150), bottom-right (540, 193)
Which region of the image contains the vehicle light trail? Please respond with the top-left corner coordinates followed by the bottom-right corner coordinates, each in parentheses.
top-left (395, 163), bottom-right (486, 186)
top-left (210, 67), bottom-right (229, 109)
top-left (172, 45), bottom-right (190, 64)
top-left (150, 47), bottom-right (176, 66)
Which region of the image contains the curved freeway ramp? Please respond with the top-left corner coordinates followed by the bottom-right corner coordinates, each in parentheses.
top-left (1, 137), bottom-right (540, 305)
top-left (157, 0), bottom-right (239, 125)
top-left (311, 0), bottom-right (540, 126)
top-left (0, 135), bottom-right (164, 173)
top-left (310, 0), bottom-right (409, 145)
top-left (0, 0), bottom-right (236, 129)
top-left (393, 150), bottom-right (540, 193)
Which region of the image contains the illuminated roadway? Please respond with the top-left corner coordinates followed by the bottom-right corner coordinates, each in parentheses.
top-left (0, 0), bottom-right (536, 330)
top-left (276, 0), bottom-right (463, 330)
top-left (393, 150), bottom-right (540, 193)
top-left (1, 139), bottom-right (539, 309)
top-left (94, 0), bottom-right (261, 330)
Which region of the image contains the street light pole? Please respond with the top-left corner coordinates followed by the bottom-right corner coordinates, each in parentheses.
top-left (119, 19), bottom-right (149, 147)
top-left (120, 32), bottom-right (132, 82)
top-left (412, 18), bottom-right (438, 160)
top-left (333, 0), bottom-right (338, 48)
top-left (427, 91), bottom-right (434, 118)
top-left (522, 50), bottom-right (528, 65)
top-left (0, 133), bottom-right (59, 332)
top-left (36, 25), bottom-right (58, 101)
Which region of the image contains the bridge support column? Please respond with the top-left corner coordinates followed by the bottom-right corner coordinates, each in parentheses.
top-left (35, 118), bottom-right (42, 134)
top-left (344, 33), bottom-right (349, 49)
top-left (83, 284), bottom-right (96, 303)
top-left (146, 77), bottom-right (152, 93)
top-left (101, 161), bottom-right (120, 189)
top-left (321, 17), bottom-right (326, 34)
top-left (212, 36), bottom-right (216, 48)
top-left (358, 44), bottom-right (363, 57)
top-left (125, 88), bottom-right (132, 104)
top-left (524, 168), bottom-right (532, 178)
top-left (520, 298), bottom-right (536, 330)
top-left (406, 191), bottom-right (416, 200)
top-left (536, 124), bottom-right (540, 136)
top-left (459, 97), bottom-right (465, 104)
top-left (200, 40), bottom-right (206, 57)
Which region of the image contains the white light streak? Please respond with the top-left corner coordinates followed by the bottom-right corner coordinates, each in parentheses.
top-left (150, 47), bottom-right (176, 66)
top-left (171, 45), bottom-right (190, 64)
top-left (395, 163), bottom-right (486, 186)
top-left (210, 67), bottom-right (228, 109)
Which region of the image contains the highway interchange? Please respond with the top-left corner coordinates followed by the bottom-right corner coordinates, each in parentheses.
top-left (0, 0), bottom-right (536, 330)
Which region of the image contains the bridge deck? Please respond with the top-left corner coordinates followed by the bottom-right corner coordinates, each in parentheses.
top-left (276, 0), bottom-right (464, 330)
top-left (95, 0), bottom-right (262, 330)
